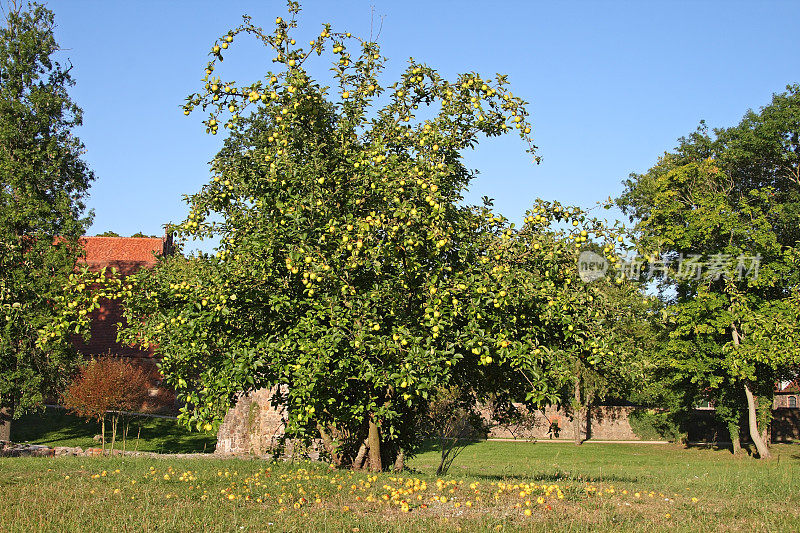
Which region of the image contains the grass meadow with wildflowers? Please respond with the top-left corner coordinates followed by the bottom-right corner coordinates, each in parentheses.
top-left (2, 441), bottom-right (799, 532)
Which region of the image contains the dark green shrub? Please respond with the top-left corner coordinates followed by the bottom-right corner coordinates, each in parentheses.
top-left (628, 408), bottom-right (685, 442)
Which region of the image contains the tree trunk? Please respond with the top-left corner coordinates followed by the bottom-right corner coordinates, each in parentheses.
top-left (316, 422), bottom-right (342, 466)
top-left (728, 421), bottom-right (741, 455)
top-left (111, 415), bottom-right (118, 452)
top-left (437, 449), bottom-right (447, 476)
top-left (367, 413), bottom-right (382, 472)
top-left (572, 377), bottom-right (583, 446)
top-left (743, 382), bottom-right (771, 459)
top-left (0, 404), bottom-right (12, 442)
top-left (122, 419), bottom-right (128, 455)
top-left (731, 324), bottom-right (770, 459)
top-left (732, 433), bottom-right (741, 455)
top-left (760, 424), bottom-right (770, 447)
top-left (101, 417), bottom-right (106, 452)
top-left (352, 438), bottom-right (369, 471)
top-left (393, 449), bottom-right (405, 472)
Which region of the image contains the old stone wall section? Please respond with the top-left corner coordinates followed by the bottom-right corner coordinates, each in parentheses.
top-left (216, 389), bottom-right (640, 455)
top-left (215, 387), bottom-right (287, 455)
top-left (216, 388), bottom-right (800, 455)
top-left (484, 404), bottom-right (639, 441)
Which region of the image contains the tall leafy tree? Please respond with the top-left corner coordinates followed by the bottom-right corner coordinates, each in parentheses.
top-left (0, 2), bottom-right (94, 441)
top-left (618, 86), bottom-right (800, 458)
top-left (113, 2), bottom-right (548, 470)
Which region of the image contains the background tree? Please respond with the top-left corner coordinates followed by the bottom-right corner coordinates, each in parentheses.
top-left (0, 2), bottom-right (94, 441)
top-left (420, 385), bottom-right (487, 476)
top-left (618, 86), bottom-right (800, 458)
top-left (556, 281), bottom-right (653, 445)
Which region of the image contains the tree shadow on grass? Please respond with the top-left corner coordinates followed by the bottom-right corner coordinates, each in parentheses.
top-left (467, 470), bottom-right (640, 484)
top-left (12, 409), bottom-right (98, 445)
top-left (414, 438), bottom-right (484, 455)
top-left (410, 439), bottom-right (486, 474)
top-left (683, 441), bottom-right (757, 457)
top-left (411, 439), bottom-right (641, 484)
top-left (12, 407), bottom-right (215, 454)
top-left (130, 421), bottom-right (216, 454)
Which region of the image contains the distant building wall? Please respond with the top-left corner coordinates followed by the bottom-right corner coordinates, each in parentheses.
top-left (775, 393), bottom-right (799, 409)
top-left (772, 408), bottom-right (800, 441)
top-left (483, 405), bottom-right (639, 441)
top-left (70, 235), bottom-right (175, 412)
top-left (215, 387), bottom-right (800, 456)
top-left (72, 235), bottom-right (170, 361)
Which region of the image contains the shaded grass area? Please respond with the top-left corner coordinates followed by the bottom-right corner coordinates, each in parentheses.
top-left (1, 442), bottom-right (799, 532)
top-left (408, 441), bottom-right (800, 500)
top-left (9, 407), bottom-right (216, 454)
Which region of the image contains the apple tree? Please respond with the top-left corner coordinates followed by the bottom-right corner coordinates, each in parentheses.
top-left (118, 2), bottom-right (550, 470)
top-left (492, 200), bottom-right (651, 445)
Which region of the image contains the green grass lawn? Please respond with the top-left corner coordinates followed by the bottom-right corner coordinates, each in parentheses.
top-left (8, 407), bottom-right (216, 454)
top-left (1, 441), bottom-right (798, 532)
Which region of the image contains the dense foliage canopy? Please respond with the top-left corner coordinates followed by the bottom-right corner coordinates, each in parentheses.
top-left (102, 3), bottom-right (638, 468)
top-left (0, 2), bottom-right (94, 440)
top-left (618, 85), bottom-right (800, 457)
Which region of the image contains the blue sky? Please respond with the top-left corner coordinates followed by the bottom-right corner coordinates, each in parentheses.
top-left (47, 0), bottom-right (799, 249)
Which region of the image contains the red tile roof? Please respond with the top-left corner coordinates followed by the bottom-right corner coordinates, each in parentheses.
top-left (81, 236), bottom-right (165, 263)
top-left (72, 235), bottom-right (172, 359)
top-left (78, 236), bottom-right (168, 275)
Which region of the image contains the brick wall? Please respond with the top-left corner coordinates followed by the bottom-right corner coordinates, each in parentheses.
top-left (73, 236), bottom-right (170, 362)
top-left (773, 408), bottom-right (800, 441)
top-left (69, 235), bottom-right (175, 412)
top-left (483, 404), bottom-right (639, 441)
top-left (775, 393), bottom-right (799, 408)
top-left (214, 387), bottom-right (800, 456)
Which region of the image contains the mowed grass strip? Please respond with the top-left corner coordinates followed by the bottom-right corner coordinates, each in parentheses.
top-left (1, 442), bottom-right (799, 532)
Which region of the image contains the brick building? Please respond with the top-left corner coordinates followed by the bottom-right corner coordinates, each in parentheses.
top-left (775, 381), bottom-right (800, 409)
top-left (72, 235), bottom-right (173, 361)
top-left (79, 235), bottom-right (173, 277)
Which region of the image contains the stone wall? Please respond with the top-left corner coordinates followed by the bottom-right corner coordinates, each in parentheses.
top-left (216, 389), bottom-right (642, 453)
top-left (215, 388), bottom-right (800, 455)
top-left (484, 404), bottom-right (639, 441)
top-left (215, 387), bottom-right (287, 455)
